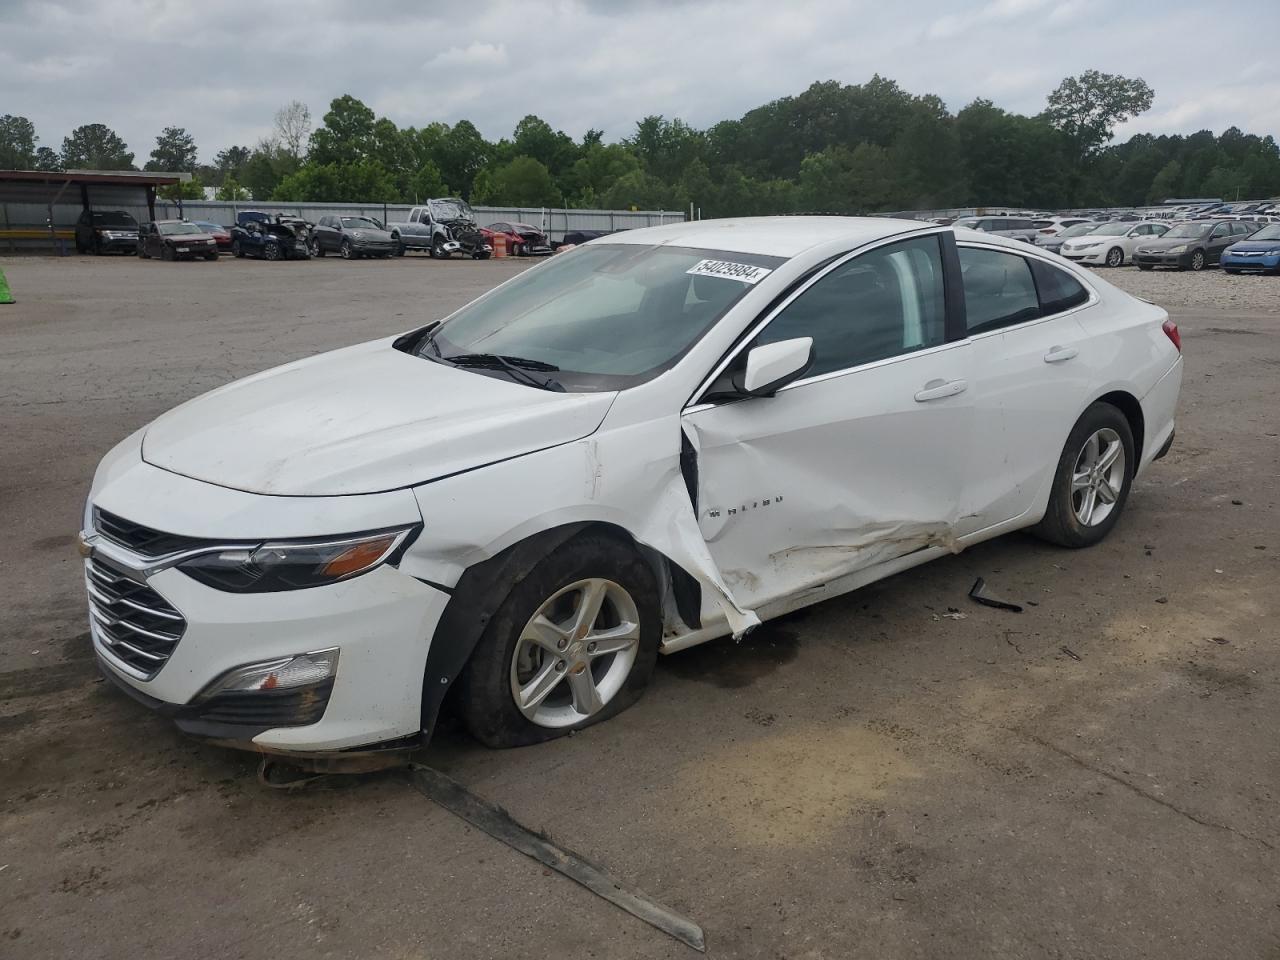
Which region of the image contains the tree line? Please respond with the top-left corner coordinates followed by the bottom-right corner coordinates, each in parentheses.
top-left (3, 71), bottom-right (1279, 213)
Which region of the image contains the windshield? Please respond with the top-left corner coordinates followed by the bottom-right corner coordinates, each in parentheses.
top-left (1248, 224), bottom-right (1280, 241)
top-left (1090, 223), bottom-right (1131, 236)
top-left (158, 222), bottom-right (203, 236)
top-left (417, 243), bottom-right (785, 391)
top-left (92, 212), bottom-right (137, 227)
top-left (1059, 223), bottom-right (1099, 239)
top-left (194, 222), bottom-right (223, 231)
top-left (1165, 223), bottom-right (1212, 239)
top-left (429, 199), bottom-right (472, 222)
top-left (340, 217), bottom-right (379, 229)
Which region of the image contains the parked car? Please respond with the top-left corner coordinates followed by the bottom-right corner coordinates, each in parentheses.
top-left (1133, 219), bottom-right (1256, 271)
top-left (1034, 217), bottom-right (1094, 240)
top-left (386, 199), bottom-right (493, 259)
top-left (230, 212), bottom-right (311, 261)
top-left (482, 221), bottom-right (552, 256)
top-left (1219, 222), bottom-right (1280, 274)
top-left (75, 210), bottom-right (139, 255)
top-left (137, 220), bottom-right (219, 261)
top-left (1035, 221), bottom-right (1099, 254)
top-left (1059, 221), bottom-right (1170, 267)
top-left (951, 215), bottom-right (1038, 242)
top-left (79, 216), bottom-right (1182, 764)
top-left (310, 215), bottom-right (398, 259)
top-left (192, 221), bottom-right (232, 254)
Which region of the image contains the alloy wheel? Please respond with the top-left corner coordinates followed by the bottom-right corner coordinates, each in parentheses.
top-left (1106, 247), bottom-right (1122, 267)
top-left (1071, 427), bottom-right (1125, 527)
top-left (1190, 250), bottom-right (1205, 271)
top-left (509, 577), bottom-right (641, 728)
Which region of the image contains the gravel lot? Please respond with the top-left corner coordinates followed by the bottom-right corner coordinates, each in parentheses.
top-left (1, 253), bottom-right (1278, 960)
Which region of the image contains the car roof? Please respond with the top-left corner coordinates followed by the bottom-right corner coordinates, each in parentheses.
top-left (603, 216), bottom-right (937, 258)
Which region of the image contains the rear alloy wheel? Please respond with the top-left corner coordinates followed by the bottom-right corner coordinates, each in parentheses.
top-left (1105, 246), bottom-right (1124, 267)
top-left (1033, 402), bottom-right (1134, 548)
top-left (457, 533), bottom-right (660, 747)
top-left (1189, 250), bottom-right (1206, 271)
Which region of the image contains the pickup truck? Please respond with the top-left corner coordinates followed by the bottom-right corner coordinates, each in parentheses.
top-left (387, 198), bottom-right (492, 259)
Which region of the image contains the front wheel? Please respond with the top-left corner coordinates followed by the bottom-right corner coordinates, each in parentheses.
top-left (1032, 402), bottom-right (1135, 548)
top-left (431, 237), bottom-right (448, 259)
top-left (456, 533), bottom-right (660, 747)
top-left (232, 239), bottom-right (244, 258)
top-left (264, 241), bottom-right (280, 261)
top-left (340, 239), bottom-right (356, 259)
top-left (1189, 249), bottom-right (1206, 271)
top-left (1105, 246), bottom-right (1124, 267)
top-left (310, 238), bottom-right (324, 257)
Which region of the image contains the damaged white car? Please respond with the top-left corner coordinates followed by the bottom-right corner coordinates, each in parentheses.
top-left (79, 217), bottom-right (1183, 764)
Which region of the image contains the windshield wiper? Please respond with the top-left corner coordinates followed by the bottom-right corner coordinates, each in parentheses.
top-left (435, 352), bottom-right (565, 392)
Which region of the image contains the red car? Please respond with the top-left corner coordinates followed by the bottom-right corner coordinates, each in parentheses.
top-left (482, 221), bottom-right (552, 256)
top-left (193, 221), bottom-right (233, 253)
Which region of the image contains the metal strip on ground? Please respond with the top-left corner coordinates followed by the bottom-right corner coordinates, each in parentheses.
top-left (407, 764), bottom-right (706, 952)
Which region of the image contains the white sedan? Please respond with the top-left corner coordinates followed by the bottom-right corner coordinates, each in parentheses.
top-left (1059, 220), bottom-right (1171, 266)
top-left (80, 217), bottom-right (1183, 763)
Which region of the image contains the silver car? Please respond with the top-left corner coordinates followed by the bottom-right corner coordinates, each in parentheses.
top-left (952, 215), bottom-right (1038, 243)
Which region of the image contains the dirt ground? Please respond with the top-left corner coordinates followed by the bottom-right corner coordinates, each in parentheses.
top-left (1, 253), bottom-right (1278, 960)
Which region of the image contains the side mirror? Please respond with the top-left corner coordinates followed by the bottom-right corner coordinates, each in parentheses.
top-left (733, 337), bottom-right (815, 398)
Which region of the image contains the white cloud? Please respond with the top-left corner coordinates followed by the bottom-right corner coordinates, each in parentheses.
top-left (1, 0), bottom-right (1277, 164)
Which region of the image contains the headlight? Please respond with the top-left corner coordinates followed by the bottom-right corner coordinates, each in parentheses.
top-left (178, 526), bottom-right (416, 592)
top-left (1167, 245), bottom-right (1187, 254)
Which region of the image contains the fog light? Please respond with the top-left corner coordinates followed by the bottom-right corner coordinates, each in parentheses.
top-left (201, 648), bottom-right (339, 698)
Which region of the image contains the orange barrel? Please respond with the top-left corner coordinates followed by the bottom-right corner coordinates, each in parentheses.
top-left (492, 233), bottom-right (507, 258)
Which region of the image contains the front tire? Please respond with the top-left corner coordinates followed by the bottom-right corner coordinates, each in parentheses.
top-left (456, 532), bottom-right (660, 748)
top-left (1032, 402), bottom-right (1135, 549)
top-left (264, 241), bottom-right (280, 261)
top-left (310, 238), bottom-right (324, 257)
top-left (1105, 246), bottom-right (1123, 267)
top-left (340, 239), bottom-right (356, 259)
top-left (1189, 249), bottom-right (1206, 271)
top-left (232, 239), bottom-right (244, 258)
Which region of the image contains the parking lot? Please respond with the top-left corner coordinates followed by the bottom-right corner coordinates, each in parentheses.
top-left (2, 253), bottom-right (1278, 959)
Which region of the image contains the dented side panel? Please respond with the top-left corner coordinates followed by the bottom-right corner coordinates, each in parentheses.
top-left (682, 342), bottom-right (974, 612)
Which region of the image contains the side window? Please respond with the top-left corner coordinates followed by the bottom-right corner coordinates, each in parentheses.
top-left (958, 247), bottom-right (1040, 334)
top-left (1210, 223), bottom-right (1230, 240)
top-left (752, 235), bottom-right (946, 378)
top-left (1030, 259), bottom-right (1089, 315)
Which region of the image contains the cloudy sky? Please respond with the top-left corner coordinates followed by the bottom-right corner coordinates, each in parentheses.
top-left (3, 0), bottom-right (1279, 164)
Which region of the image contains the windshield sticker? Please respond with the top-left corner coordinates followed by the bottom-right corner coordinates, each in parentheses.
top-left (686, 259), bottom-right (773, 284)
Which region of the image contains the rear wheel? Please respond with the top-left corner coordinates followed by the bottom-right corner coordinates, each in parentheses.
top-left (1032, 402), bottom-right (1135, 549)
top-left (1105, 246), bottom-right (1124, 267)
top-left (456, 533), bottom-right (660, 747)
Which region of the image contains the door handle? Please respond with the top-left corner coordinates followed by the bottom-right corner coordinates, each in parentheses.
top-left (1044, 346), bottom-right (1078, 363)
top-left (914, 378), bottom-right (968, 402)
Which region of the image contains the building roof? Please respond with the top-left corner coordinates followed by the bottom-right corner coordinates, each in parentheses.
top-left (0, 169), bottom-right (183, 186)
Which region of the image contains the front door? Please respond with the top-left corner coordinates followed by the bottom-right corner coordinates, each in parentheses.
top-left (683, 233), bottom-right (974, 613)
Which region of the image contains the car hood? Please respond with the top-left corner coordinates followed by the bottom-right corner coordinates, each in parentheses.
top-left (1226, 239), bottom-right (1280, 252)
top-left (141, 338), bottom-right (617, 496)
top-left (1136, 236), bottom-right (1204, 250)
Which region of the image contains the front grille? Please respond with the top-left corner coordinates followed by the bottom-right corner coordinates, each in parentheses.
top-left (94, 507), bottom-right (218, 558)
top-left (86, 557), bottom-right (186, 678)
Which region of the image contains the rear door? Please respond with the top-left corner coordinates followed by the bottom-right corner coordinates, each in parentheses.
top-left (685, 232), bottom-right (974, 611)
top-left (953, 244), bottom-right (1096, 532)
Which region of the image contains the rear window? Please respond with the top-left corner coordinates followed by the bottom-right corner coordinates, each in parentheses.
top-left (959, 247), bottom-right (1040, 334)
top-left (1030, 259), bottom-right (1089, 314)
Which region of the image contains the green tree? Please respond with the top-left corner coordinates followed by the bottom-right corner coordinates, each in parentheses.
top-left (146, 126), bottom-right (198, 172)
top-left (0, 114), bottom-right (37, 168)
top-left (271, 159), bottom-right (398, 202)
top-left (215, 177), bottom-right (250, 201)
top-left (437, 120), bottom-right (491, 198)
top-left (33, 146), bottom-right (62, 171)
top-left (512, 115), bottom-right (578, 176)
top-left (1044, 70), bottom-right (1154, 202)
top-left (472, 156), bottom-right (558, 206)
top-left (61, 123), bottom-right (134, 169)
top-left (407, 160), bottom-right (449, 202)
top-left (214, 145), bottom-right (252, 178)
top-left (308, 95), bottom-right (377, 166)
top-left (159, 177), bottom-right (204, 201)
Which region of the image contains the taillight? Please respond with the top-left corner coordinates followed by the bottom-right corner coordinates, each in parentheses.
top-left (1162, 319), bottom-right (1181, 353)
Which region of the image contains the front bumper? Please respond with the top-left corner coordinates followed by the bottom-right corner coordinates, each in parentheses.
top-left (96, 234), bottom-right (139, 252)
top-left (354, 240), bottom-right (398, 254)
top-left (83, 447), bottom-right (448, 756)
top-left (1221, 253), bottom-right (1280, 272)
top-left (1133, 251), bottom-right (1192, 269)
top-left (1061, 247), bottom-right (1109, 264)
